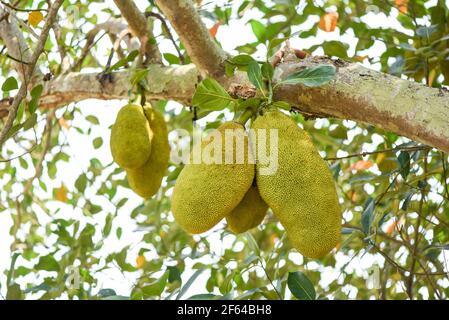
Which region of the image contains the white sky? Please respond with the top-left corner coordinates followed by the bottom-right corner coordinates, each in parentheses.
top-left (0, 0), bottom-right (446, 300)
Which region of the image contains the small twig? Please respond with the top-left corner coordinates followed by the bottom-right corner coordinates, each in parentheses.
top-left (324, 145), bottom-right (431, 161)
top-left (0, 0), bottom-right (48, 13)
top-left (145, 11), bottom-right (185, 64)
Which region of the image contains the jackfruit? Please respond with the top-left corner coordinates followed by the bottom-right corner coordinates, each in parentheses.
top-left (172, 121), bottom-right (254, 234)
top-left (110, 103), bottom-right (153, 169)
top-left (126, 105), bottom-right (170, 198)
top-left (252, 110), bottom-right (341, 258)
top-left (226, 184), bottom-right (268, 233)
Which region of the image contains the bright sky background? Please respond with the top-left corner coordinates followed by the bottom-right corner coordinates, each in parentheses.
top-left (0, 0), bottom-right (447, 299)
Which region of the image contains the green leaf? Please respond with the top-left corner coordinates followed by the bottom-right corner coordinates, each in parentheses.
top-left (110, 50), bottom-right (139, 71)
top-left (163, 53), bottom-right (180, 64)
top-left (280, 65), bottom-right (336, 87)
top-left (187, 293), bottom-right (220, 300)
top-left (361, 197), bottom-right (375, 234)
top-left (261, 62), bottom-right (274, 80)
top-left (192, 78), bottom-right (233, 110)
top-left (287, 271), bottom-right (316, 300)
top-left (23, 113), bottom-right (37, 130)
top-left (75, 174), bottom-right (88, 192)
top-left (29, 84), bottom-right (43, 113)
top-left (93, 137), bottom-right (103, 149)
top-left (250, 20), bottom-right (266, 42)
top-left (271, 101), bottom-right (291, 111)
top-left (2, 77), bottom-right (18, 91)
top-left (398, 151), bottom-right (410, 180)
top-left (228, 54), bottom-right (255, 66)
top-left (176, 268), bottom-right (205, 300)
top-left (6, 283), bottom-right (23, 300)
top-left (35, 255), bottom-right (60, 272)
top-left (86, 115), bottom-right (99, 125)
top-left (142, 272), bottom-right (169, 297)
top-left (247, 61), bottom-right (264, 90)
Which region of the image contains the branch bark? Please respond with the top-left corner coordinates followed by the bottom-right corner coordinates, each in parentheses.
top-left (1, 57), bottom-right (449, 153)
top-left (155, 0), bottom-right (227, 78)
top-left (112, 0), bottom-right (161, 64)
top-left (0, 0), bottom-right (64, 148)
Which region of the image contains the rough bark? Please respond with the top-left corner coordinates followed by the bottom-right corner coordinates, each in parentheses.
top-left (113, 0), bottom-right (161, 64)
top-left (155, 0), bottom-right (227, 77)
top-left (1, 57), bottom-right (448, 153)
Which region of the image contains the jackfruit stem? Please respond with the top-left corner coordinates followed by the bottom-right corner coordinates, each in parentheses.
top-left (237, 109), bottom-right (253, 125)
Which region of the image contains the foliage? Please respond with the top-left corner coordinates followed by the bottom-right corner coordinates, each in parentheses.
top-left (0, 0), bottom-right (449, 300)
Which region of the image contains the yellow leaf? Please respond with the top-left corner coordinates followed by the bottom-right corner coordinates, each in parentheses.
top-left (319, 12), bottom-right (338, 32)
top-left (136, 255), bottom-right (145, 268)
top-left (55, 184), bottom-right (68, 202)
top-left (28, 11), bottom-right (44, 27)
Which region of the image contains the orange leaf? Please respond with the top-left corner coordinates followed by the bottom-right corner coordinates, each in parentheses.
top-left (395, 0), bottom-right (408, 14)
top-left (55, 184), bottom-right (68, 202)
top-left (385, 219), bottom-right (398, 235)
top-left (136, 255), bottom-right (145, 268)
top-left (350, 160), bottom-right (373, 171)
top-left (319, 12), bottom-right (338, 32)
top-left (28, 11), bottom-right (44, 27)
top-left (58, 118), bottom-right (70, 130)
top-left (209, 22), bottom-right (220, 38)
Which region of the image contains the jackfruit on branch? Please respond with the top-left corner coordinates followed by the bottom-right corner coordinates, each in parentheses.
top-left (226, 184), bottom-right (268, 234)
top-left (252, 111), bottom-right (341, 259)
top-left (110, 103), bottom-right (153, 169)
top-left (171, 122), bottom-right (255, 234)
top-left (126, 106), bottom-right (170, 199)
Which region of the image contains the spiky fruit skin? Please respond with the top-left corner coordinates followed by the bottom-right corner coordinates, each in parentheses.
top-left (110, 104), bottom-right (153, 169)
top-left (126, 106), bottom-right (170, 199)
top-left (252, 111), bottom-right (341, 258)
top-left (226, 185), bottom-right (268, 233)
top-left (172, 122), bottom-right (254, 234)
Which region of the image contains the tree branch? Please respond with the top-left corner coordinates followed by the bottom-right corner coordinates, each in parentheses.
top-left (155, 0), bottom-right (227, 77)
top-left (0, 6), bottom-right (34, 80)
top-left (1, 57), bottom-right (449, 153)
top-left (0, 0), bottom-right (64, 149)
top-left (112, 0), bottom-right (161, 64)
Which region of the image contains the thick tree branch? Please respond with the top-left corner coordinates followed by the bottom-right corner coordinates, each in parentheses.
top-left (155, 0), bottom-right (227, 77)
top-left (1, 57), bottom-right (449, 153)
top-left (112, 0), bottom-right (161, 64)
top-left (0, 0), bottom-right (64, 149)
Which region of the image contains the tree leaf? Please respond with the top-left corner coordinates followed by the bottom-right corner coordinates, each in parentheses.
top-left (280, 65), bottom-right (336, 87)
top-left (176, 268), bottom-right (205, 300)
top-left (261, 62), bottom-right (274, 80)
top-left (192, 78), bottom-right (233, 110)
top-left (398, 151), bottom-right (410, 180)
top-left (247, 61), bottom-right (264, 90)
top-left (250, 20), bottom-right (266, 42)
top-left (35, 255), bottom-right (60, 272)
top-left (287, 271), bottom-right (316, 300)
top-left (2, 77), bottom-right (18, 91)
top-left (361, 197), bottom-right (375, 234)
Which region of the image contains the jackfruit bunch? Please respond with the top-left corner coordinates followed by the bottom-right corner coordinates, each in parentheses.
top-left (172, 111), bottom-right (341, 259)
top-left (110, 103), bottom-right (170, 199)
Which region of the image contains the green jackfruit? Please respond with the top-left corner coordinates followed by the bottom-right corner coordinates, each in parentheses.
top-left (252, 111), bottom-right (341, 258)
top-left (226, 184), bottom-right (268, 233)
top-left (110, 103), bottom-right (152, 169)
top-left (172, 121), bottom-right (254, 234)
top-left (126, 105), bottom-right (170, 199)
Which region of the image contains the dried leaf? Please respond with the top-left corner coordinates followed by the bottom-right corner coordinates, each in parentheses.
top-left (29, 11), bottom-right (44, 27)
top-left (319, 12), bottom-right (338, 32)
